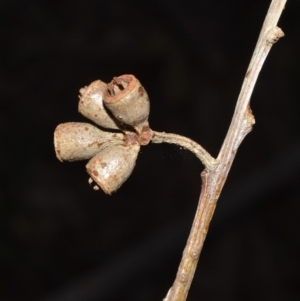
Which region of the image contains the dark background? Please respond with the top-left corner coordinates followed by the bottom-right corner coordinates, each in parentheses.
top-left (1, 0), bottom-right (299, 300)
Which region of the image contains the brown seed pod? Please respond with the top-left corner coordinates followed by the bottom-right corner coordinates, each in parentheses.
top-left (103, 74), bottom-right (150, 130)
top-left (86, 143), bottom-right (140, 194)
top-left (54, 122), bottom-right (123, 162)
top-left (78, 80), bottom-right (121, 130)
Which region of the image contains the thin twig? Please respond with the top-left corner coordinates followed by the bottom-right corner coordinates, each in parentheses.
top-left (151, 131), bottom-right (218, 169)
top-left (164, 1), bottom-right (287, 301)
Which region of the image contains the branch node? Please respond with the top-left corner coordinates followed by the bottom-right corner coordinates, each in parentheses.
top-left (267, 26), bottom-right (285, 44)
top-left (178, 273), bottom-right (189, 283)
top-left (191, 250), bottom-right (200, 260)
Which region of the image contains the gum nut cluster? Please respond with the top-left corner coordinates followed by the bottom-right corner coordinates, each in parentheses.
top-left (54, 74), bottom-right (151, 194)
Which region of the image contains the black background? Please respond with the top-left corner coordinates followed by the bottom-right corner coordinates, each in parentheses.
top-left (1, 0), bottom-right (300, 300)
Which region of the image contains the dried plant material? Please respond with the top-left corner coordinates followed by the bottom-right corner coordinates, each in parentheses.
top-left (86, 143), bottom-right (140, 194)
top-left (53, 1), bottom-right (287, 300)
top-left (54, 122), bottom-right (123, 162)
top-left (79, 80), bottom-right (121, 130)
top-left (163, 1), bottom-right (287, 300)
top-left (104, 74), bottom-right (150, 130)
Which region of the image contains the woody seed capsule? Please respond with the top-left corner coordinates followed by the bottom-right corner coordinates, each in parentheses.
top-left (103, 74), bottom-right (150, 130)
top-left (86, 143), bottom-right (140, 194)
top-left (78, 80), bottom-right (121, 130)
top-left (54, 122), bottom-right (123, 162)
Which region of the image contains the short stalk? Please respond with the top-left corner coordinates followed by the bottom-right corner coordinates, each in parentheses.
top-left (151, 131), bottom-right (218, 169)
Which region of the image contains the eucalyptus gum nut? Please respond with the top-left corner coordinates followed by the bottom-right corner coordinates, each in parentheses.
top-left (86, 143), bottom-right (140, 194)
top-left (103, 74), bottom-right (150, 127)
top-left (54, 122), bottom-right (123, 162)
top-left (78, 80), bottom-right (121, 130)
